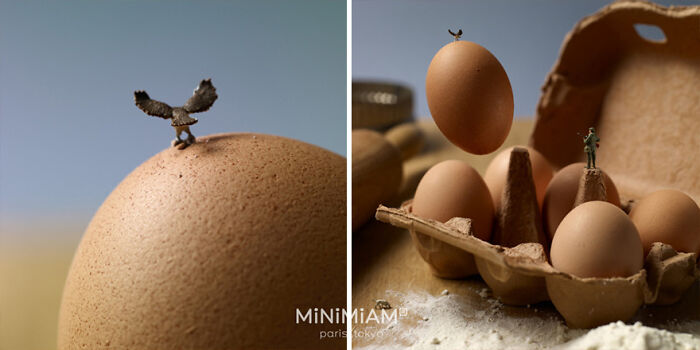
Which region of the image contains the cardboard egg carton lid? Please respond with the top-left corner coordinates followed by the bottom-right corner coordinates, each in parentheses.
top-left (530, 0), bottom-right (700, 203)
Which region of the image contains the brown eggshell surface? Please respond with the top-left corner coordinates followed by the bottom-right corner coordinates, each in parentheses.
top-left (551, 201), bottom-right (643, 278)
top-left (630, 189), bottom-right (700, 256)
top-left (58, 133), bottom-right (346, 349)
top-left (543, 162), bottom-right (621, 241)
top-left (483, 145), bottom-right (554, 212)
top-left (425, 40), bottom-right (514, 155)
top-left (412, 160), bottom-right (494, 278)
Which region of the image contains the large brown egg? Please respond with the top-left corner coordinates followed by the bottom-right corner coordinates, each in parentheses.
top-left (412, 160), bottom-right (493, 278)
top-left (629, 189), bottom-right (700, 256)
top-left (58, 134), bottom-right (346, 349)
top-left (483, 146), bottom-right (554, 212)
top-left (543, 162), bottom-right (620, 241)
top-left (425, 40), bottom-right (513, 155)
top-left (551, 201), bottom-right (643, 278)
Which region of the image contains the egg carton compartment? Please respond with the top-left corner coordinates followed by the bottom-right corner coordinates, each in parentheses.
top-left (376, 202), bottom-right (698, 328)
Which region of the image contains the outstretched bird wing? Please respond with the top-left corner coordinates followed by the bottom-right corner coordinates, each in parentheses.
top-left (134, 91), bottom-right (173, 119)
top-left (183, 79), bottom-right (218, 113)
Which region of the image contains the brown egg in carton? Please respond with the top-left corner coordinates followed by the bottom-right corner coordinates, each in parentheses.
top-left (376, 148), bottom-right (699, 328)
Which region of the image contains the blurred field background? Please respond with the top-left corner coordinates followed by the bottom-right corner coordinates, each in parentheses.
top-left (0, 1), bottom-right (345, 349)
top-left (0, 229), bottom-right (79, 350)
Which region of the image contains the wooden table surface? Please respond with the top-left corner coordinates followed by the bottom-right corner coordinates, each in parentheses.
top-left (352, 119), bottom-right (700, 348)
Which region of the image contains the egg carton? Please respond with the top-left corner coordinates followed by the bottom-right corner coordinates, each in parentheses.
top-left (375, 143), bottom-right (698, 328)
top-left (375, 201), bottom-right (698, 328)
top-left (530, 1), bottom-right (700, 204)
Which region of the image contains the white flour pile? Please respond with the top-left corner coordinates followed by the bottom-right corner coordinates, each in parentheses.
top-left (355, 289), bottom-right (700, 350)
top-left (557, 321), bottom-right (699, 350)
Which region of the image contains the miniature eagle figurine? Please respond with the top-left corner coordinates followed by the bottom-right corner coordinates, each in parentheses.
top-left (134, 79), bottom-right (218, 148)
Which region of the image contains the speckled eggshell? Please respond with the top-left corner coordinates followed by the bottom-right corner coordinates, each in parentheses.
top-left (425, 40), bottom-right (514, 155)
top-left (58, 133), bottom-right (346, 349)
top-left (543, 162), bottom-right (621, 242)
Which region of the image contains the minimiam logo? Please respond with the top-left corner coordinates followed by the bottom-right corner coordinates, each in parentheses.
top-left (295, 307), bottom-right (403, 325)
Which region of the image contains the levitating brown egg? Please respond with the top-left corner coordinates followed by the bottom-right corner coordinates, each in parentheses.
top-left (425, 40), bottom-right (513, 155)
top-left (58, 133), bottom-right (346, 349)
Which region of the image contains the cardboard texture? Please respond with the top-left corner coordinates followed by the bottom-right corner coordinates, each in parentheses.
top-left (411, 223), bottom-right (481, 279)
top-left (492, 148), bottom-right (547, 250)
top-left (478, 148), bottom-right (549, 305)
top-left (574, 168), bottom-right (609, 206)
top-left (645, 242), bottom-right (700, 305)
top-left (376, 204), bottom-right (698, 328)
top-left (375, 1), bottom-right (700, 328)
top-left (531, 0), bottom-right (700, 204)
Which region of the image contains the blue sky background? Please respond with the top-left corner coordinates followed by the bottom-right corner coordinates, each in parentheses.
top-left (0, 0), bottom-right (346, 232)
top-left (353, 0), bottom-right (697, 119)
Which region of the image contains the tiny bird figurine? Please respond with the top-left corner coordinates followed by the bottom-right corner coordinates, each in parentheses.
top-left (134, 79), bottom-right (218, 149)
top-left (448, 28), bottom-right (463, 41)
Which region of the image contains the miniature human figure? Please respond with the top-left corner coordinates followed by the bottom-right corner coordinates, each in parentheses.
top-left (448, 29), bottom-right (462, 41)
top-left (134, 79), bottom-right (218, 149)
top-left (583, 127), bottom-right (600, 169)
